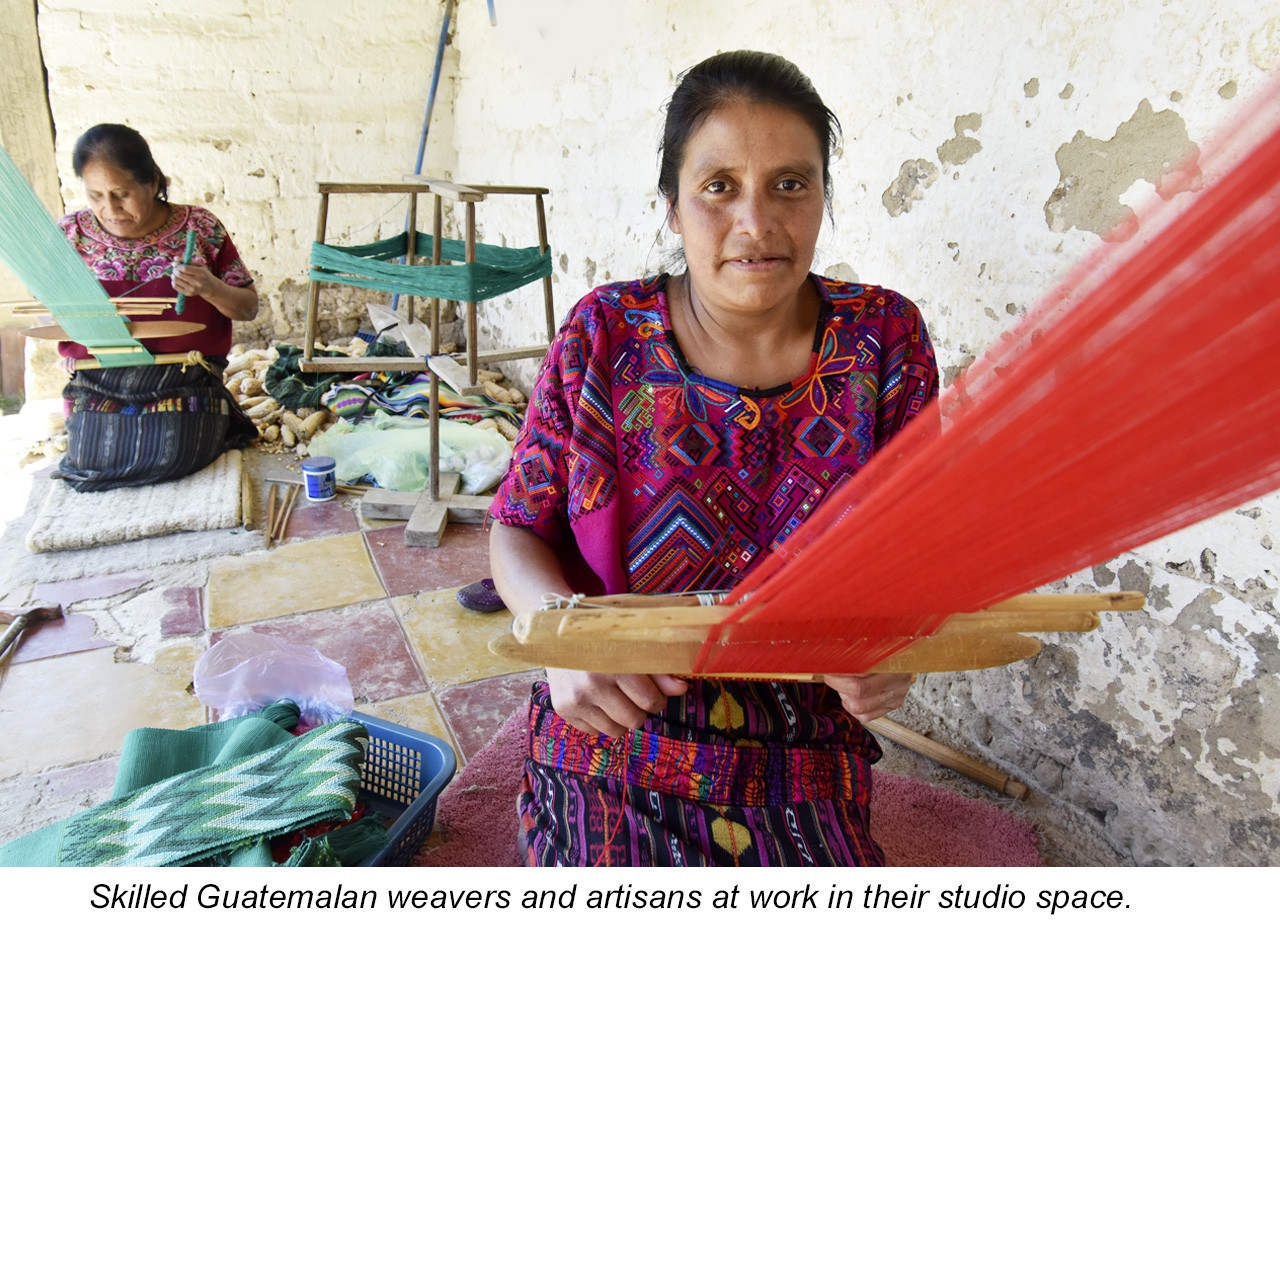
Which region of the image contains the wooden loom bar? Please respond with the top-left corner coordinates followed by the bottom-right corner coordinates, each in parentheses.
top-left (429, 193), bottom-right (443, 506)
top-left (464, 199), bottom-right (478, 387)
top-left (21, 320), bottom-right (203, 341)
top-left (536, 192), bottom-right (555, 343)
top-left (866, 718), bottom-right (1031, 800)
top-left (73, 351), bottom-right (200, 370)
top-left (488, 593), bottom-right (1144, 677)
top-left (405, 190), bottom-right (418, 326)
top-left (302, 191), bottom-right (330, 362)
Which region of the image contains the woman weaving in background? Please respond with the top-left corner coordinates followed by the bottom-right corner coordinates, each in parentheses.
top-left (55, 123), bottom-right (258, 490)
top-left (489, 51), bottom-right (939, 866)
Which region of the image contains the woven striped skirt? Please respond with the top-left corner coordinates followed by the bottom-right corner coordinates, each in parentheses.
top-left (518, 679), bottom-right (884, 867)
top-left (56, 361), bottom-right (255, 492)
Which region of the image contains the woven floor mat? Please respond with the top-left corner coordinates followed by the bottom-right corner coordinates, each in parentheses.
top-left (25, 451), bottom-right (243, 553)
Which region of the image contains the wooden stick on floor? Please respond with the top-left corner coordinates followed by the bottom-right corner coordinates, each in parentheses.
top-left (263, 484), bottom-right (278, 549)
top-left (241, 469), bottom-right (254, 530)
top-left (867, 717), bottom-right (1030, 800)
top-left (271, 482), bottom-right (301, 546)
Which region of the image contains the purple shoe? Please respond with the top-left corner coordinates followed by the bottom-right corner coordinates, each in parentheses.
top-left (456, 577), bottom-right (505, 613)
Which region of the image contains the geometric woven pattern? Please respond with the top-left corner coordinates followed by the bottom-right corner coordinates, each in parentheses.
top-left (491, 273), bottom-right (938, 597)
top-left (57, 719), bottom-right (367, 867)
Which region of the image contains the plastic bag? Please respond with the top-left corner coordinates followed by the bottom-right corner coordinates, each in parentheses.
top-left (193, 634), bottom-right (355, 727)
top-left (309, 412), bottom-right (511, 493)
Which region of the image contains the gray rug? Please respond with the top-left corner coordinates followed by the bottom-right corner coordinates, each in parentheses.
top-left (26, 451), bottom-right (244, 553)
top-left (1, 455), bottom-right (261, 595)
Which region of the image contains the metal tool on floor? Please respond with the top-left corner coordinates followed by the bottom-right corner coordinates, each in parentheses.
top-left (0, 603), bottom-right (65, 679)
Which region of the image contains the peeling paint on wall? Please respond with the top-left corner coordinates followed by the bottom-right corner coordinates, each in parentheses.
top-left (1043, 99), bottom-right (1202, 241)
top-left (882, 158), bottom-right (939, 216)
top-left (936, 114), bottom-right (983, 167)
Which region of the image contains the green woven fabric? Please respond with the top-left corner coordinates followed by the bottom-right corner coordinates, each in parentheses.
top-left (0, 703), bottom-right (368, 868)
top-left (0, 144), bottom-right (152, 367)
top-left (309, 231), bottom-right (550, 302)
top-left (263, 341), bottom-right (403, 410)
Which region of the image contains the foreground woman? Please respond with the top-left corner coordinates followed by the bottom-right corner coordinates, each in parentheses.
top-left (489, 51), bottom-right (939, 866)
top-left (55, 123), bottom-right (258, 490)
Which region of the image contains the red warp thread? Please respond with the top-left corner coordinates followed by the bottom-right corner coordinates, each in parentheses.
top-left (695, 78), bottom-right (1280, 676)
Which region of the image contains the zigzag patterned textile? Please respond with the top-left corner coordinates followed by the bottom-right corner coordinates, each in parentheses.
top-left (310, 231), bottom-right (550, 302)
top-left (55, 718), bottom-right (368, 867)
top-left (0, 144), bottom-right (152, 367)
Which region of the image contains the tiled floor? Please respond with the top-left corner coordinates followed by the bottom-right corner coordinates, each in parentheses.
top-left (0, 463), bottom-right (542, 843)
top-left (0, 431), bottom-right (1121, 865)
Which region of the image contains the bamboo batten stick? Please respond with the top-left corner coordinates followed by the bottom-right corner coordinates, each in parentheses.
top-left (241, 470), bottom-right (254, 530)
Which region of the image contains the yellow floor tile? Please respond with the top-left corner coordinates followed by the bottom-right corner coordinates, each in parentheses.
top-left (359, 691), bottom-right (461, 765)
top-left (0, 640), bottom-right (206, 780)
top-left (394, 589), bottom-right (541, 687)
top-left (206, 532), bottom-right (385, 628)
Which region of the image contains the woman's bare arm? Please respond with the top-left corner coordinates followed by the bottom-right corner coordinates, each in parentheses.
top-left (489, 521), bottom-right (687, 736)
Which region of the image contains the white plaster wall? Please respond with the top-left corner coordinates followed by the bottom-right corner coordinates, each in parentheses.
top-left (451, 0), bottom-right (1280, 863)
top-left (36, 0), bottom-right (461, 340)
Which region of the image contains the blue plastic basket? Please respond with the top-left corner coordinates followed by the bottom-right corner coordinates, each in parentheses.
top-left (348, 711), bottom-right (456, 866)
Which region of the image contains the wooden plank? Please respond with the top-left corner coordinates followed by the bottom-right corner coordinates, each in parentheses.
top-left (317, 181), bottom-right (438, 194)
top-left (404, 498), bottom-right (451, 547)
top-left (422, 180), bottom-right (486, 202)
top-left (456, 184), bottom-right (551, 196)
top-left (426, 348), bottom-right (548, 397)
top-left (360, 474), bottom-right (461, 522)
top-left (299, 357), bottom-right (428, 373)
top-left (427, 354), bottom-right (482, 395)
top-left (442, 494), bottom-right (492, 523)
top-left (482, 344), bottom-right (549, 363)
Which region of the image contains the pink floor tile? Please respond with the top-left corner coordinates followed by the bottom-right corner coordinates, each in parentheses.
top-left (365, 521), bottom-right (493, 597)
top-left (6, 612), bottom-right (115, 664)
top-left (435, 670), bottom-right (539, 763)
top-left (276, 496), bottom-right (360, 542)
top-left (42, 757), bottom-right (120, 798)
top-left (30, 572), bottom-right (153, 607)
top-left (160, 587), bottom-right (204, 637)
top-left (211, 598), bottom-right (426, 707)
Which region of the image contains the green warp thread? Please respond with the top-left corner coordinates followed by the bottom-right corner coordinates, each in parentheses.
top-left (0, 144), bottom-right (152, 367)
top-left (309, 232), bottom-right (550, 302)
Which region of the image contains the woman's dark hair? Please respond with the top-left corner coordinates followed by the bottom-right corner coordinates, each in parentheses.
top-left (658, 51), bottom-right (842, 207)
top-left (72, 123), bottom-right (169, 203)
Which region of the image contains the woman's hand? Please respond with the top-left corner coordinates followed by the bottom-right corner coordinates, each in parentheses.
top-left (547, 668), bottom-right (689, 738)
top-left (171, 263), bottom-right (259, 321)
top-left (824, 672), bottom-right (915, 724)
